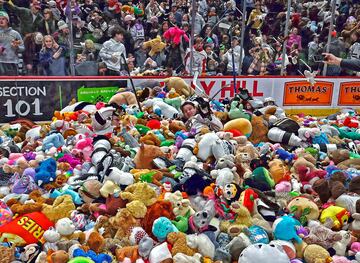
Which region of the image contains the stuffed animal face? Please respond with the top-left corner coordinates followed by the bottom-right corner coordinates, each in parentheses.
top-left (192, 200), bottom-right (215, 231)
top-left (55, 218), bottom-right (76, 236)
top-left (43, 227), bottom-right (61, 243)
top-left (238, 243), bottom-right (290, 263)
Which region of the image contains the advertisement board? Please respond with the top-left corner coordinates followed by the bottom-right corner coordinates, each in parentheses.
top-left (0, 76), bottom-right (359, 123)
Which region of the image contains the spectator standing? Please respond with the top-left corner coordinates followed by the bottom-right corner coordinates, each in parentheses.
top-left (40, 8), bottom-right (58, 36)
top-left (145, 0), bottom-right (164, 21)
top-left (2, 0), bottom-right (44, 36)
top-left (189, 5), bottom-right (205, 36)
top-left (99, 27), bottom-right (127, 75)
top-left (247, 1), bottom-right (264, 34)
top-left (39, 35), bottom-right (66, 76)
top-left (23, 32), bottom-right (43, 75)
top-left (323, 31), bottom-right (346, 76)
top-left (286, 27), bottom-right (302, 51)
top-left (308, 34), bottom-right (320, 69)
top-left (223, 36), bottom-right (245, 75)
top-left (0, 11), bottom-right (24, 75)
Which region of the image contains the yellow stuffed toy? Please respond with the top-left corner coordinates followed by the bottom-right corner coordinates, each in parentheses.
top-left (320, 205), bottom-right (350, 230)
top-left (163, 77), bottom-right (194, 98)
top-left (143, 36), bottom-right (166, 57)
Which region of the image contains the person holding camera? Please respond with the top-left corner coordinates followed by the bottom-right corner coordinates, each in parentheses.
top-left (39, 35), bottom-right (66, 76)
top-left (0, 11), bottom-right (24, 75)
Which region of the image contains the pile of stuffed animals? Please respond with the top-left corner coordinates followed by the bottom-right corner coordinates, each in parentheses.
top-left (0, 76), bottom-right (360, 263)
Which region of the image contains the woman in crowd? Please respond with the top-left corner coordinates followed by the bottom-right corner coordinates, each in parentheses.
top-left (39, 35), bottom-right (67, 76)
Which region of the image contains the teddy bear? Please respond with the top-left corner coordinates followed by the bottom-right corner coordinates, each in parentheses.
top-left (109, 91), bottom-right (138, 107)
top-left (126, 200), bottom-right (147, 219)
top-left (42, 195), bottom-right (75, 223)
top-left (120, 182), bottom-right (157, 207)
top-left (211, 167), bottom-right (238, 189)
top-left (133, 144), bottom-right (165, 169)
top-left (141, 200), bottom-right (175, 239)
top-left (142, 36), bottom-right (166, 57)
top-left (163, 77), bottom-right (194, 98)
top-left (167, 232), bottom-right (196, 256)
top-left (235, 143), bottom-right (260, 177)
top-left (110, 208), bottom-right (140, 240)
top-left (115, 245), bottom-right (140, 262)
top-left (55, 217), bottom-right (86, 243)
top-left (139, 131), bottom-right (162, 146)
top-left (6, 189), bottom-right (54, 216)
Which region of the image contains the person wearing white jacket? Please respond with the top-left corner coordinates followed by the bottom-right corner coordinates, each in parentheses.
top-left (222, 37), bottom-right (245, 75)
top-left (99, 27), bottom-right (127, 75)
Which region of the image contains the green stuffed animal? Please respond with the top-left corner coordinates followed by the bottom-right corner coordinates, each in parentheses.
top-left (228, 101), bottom-right (251, 120)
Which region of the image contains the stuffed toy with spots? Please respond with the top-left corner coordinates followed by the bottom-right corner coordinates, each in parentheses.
top-left (142, 36), bottom-right (166, 57)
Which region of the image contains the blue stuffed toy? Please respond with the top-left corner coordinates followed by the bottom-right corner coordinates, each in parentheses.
top-left (152, 216), bottom-right (178, 242)
top-left (73, 248), bottom-right (112, 263)
top-left (273, 215), bottom-right (302, 244)
top-left (35, 158), bottom-right (57, 186)
top-left (50, 185), bottom-right (83, 205)
top-left (275, 149), bottom-right (295, 163)
top-left (42, 133), bottom-right (65, 151)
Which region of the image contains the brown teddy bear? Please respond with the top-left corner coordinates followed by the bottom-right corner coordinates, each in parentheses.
top-left (87, 231), bottom-right (105, 254)
top-left (94, 215), bottom-right (118, 238)
top-left (142, 200), bottom-right (175, 239)
top-left (168, 120), bottom-right (186, 134)
top-left (133, 144), bottom-right (165, 169)
top-left (235, 143), bottom-right (259, 177)
top-left (139, 131), bottom-right (162, 146)
top-left (109, 208), bottom-right (140, 240)
top-left (120, 182), bottom-right (158, 207)
top-left (167, 232), bottom-right (196, 256)
top-left (248, 115), bottom-right (269, 144)
top-left (6, 190), bottom-right (53, 215)
top-left (163, 77), bottom-right (194, 97)
top-left (115, 245), bottom-right (139, 262)
top-left (49, 250), bottom-right (69, 263)
top-left (109, 91), bottom-right (138, 106)
top-left (126, 200), bottom-right (147, 219)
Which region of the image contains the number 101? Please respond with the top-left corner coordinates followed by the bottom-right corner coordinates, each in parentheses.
top-left (4, 98), bottom-right (43, 117)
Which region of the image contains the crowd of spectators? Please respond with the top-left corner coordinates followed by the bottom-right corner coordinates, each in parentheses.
top-left (0, 0), bottom-right (359, 77)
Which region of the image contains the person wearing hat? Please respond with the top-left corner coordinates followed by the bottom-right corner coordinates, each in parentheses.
top-left (0, 11), bottom-right (24, 76)
top-left (223, 36), bottom-right (245, 75)
top-left (1, 0), bottom-right (44, 36)
top-left (23, 32), bottom-right (44, 75)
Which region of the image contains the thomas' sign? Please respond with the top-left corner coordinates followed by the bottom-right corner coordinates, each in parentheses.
top-left (283, 81), bottom-right (334, 106)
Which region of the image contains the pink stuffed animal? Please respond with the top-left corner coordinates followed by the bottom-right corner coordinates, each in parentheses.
top-left (163, 27), bottom-right (190, 45)
top-left (275, 181), bottom-right (292, 193)
top-left (73, 137), bottom-right (93, 162)
top-left (332, 256), bottom-right (351, 263)
top-left (349, 242), bottom-right (360, 256)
